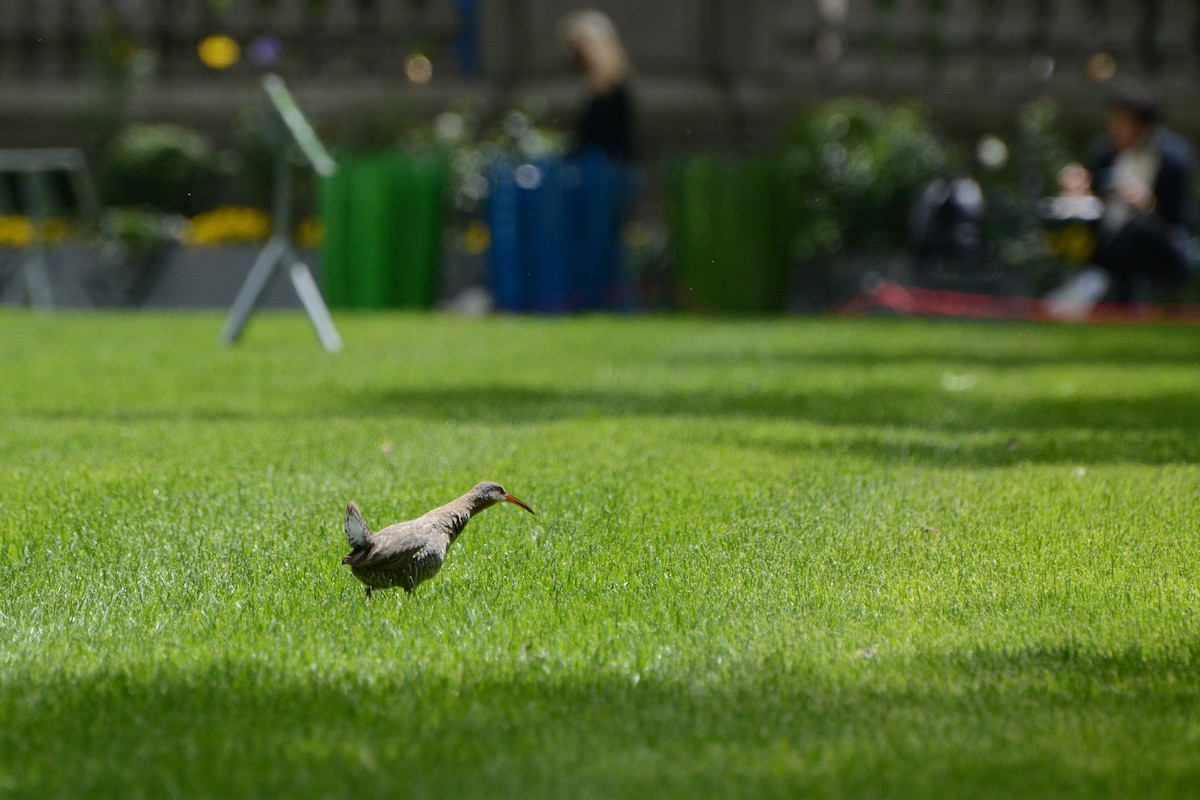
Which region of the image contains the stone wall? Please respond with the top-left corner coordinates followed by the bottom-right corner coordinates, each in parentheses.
top-left (1, 1), bottom-right (1198, 152)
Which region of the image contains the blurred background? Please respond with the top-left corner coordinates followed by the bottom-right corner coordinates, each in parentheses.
top-left (1, 0), bottom-right (1198, 315)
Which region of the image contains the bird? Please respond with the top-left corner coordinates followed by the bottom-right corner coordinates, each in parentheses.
top-left (341, 481), bottom-right (535, 598)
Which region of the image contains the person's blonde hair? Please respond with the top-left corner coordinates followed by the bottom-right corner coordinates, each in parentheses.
top-left (560, 9), bottom-right (630, 94)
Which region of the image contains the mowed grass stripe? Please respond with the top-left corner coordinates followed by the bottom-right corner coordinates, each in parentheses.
top-left (0, 311), bottom-right (1197, 798)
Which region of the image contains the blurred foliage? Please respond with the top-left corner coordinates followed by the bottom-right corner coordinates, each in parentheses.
top-left (393, 104), bottom-right (567, 216)
top-left (975, 98), bottom-right (1075, 290)
top-left (229, 107), bottom-right (302, 209)
top-left (101, 207), bottom-right (174, 248)
top-left (80, 24), bottom-right (155, 163)
top-left (780, 98), bottom-right (950, 261)
top-left (978, 99), bottom-right (1073, 226)
top-left (97, 207), bottom-right (179, 262)
top-left (317, 98), bottom-right (565, 222)
top-left (99, 124), bottom-right (226, 216)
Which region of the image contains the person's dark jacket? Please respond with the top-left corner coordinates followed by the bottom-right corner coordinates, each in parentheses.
top-left (576, 83), bottom-right (636, 161)
top-left (1090, 128), bottom-right (1195, 230)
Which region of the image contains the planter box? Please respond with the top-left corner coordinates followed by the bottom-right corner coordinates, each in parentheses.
top-left (0, 244), bottom-right (319, 310)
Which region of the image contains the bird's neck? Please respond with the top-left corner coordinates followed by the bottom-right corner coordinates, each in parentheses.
top-left (435, 494), bottom-right (493, 541)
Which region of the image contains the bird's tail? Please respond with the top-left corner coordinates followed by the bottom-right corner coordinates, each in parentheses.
top-left (344, 501), bottom-right (371, 548)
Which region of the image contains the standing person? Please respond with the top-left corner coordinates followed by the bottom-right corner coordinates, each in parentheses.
top-left (552, 9), bottom-right (641, 311)
top-left (1086, 86), bottom-right (1195, 302)
top-left (560, 9), bottom-right (637, 161)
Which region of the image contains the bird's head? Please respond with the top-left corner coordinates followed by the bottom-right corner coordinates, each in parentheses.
top-left (472, 481), bottom-right (535, 514)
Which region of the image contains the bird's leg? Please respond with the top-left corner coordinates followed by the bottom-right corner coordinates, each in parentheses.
top-left (365, 586), bottom-right (372, 600)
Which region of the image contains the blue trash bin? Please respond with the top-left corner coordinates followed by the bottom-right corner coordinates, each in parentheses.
top-left (487, 163), bottom-right (524, 311)
top-left (486, 151), bottom-right (633, 313)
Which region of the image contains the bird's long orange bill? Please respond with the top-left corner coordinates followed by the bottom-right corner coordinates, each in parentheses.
top-left (505, 493), bottom-right (535, 514)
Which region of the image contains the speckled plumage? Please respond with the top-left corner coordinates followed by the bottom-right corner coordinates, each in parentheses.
top-left (341, 482), bottom-right (534, 598)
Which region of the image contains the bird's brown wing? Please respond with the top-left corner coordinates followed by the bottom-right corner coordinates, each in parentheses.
top-left (341, 545), bottom-right (370, 565)
top-left (342, 537), bottom-right (427, 570)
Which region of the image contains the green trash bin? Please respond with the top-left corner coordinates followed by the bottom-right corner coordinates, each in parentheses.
top-left (319, 152), bottom-right (447, 309)
top-left (667, 155), bottom-right (790, 313)
top-left (392, 156), bottom-right (445, 309)
top-left (318, 156), bottom-right (354, 309)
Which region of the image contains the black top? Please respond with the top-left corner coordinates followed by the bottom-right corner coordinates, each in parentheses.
top-left (1090, 127), bottom-right (1195, 230)
top-left (576, 82), bottom-right (637, 161)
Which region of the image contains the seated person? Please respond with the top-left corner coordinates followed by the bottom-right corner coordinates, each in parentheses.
top-left (1060, 86), bottom-right (1196, 302)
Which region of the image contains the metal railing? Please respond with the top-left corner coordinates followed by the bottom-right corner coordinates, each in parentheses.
top-left (2, 1), bottom-right (1197, 85)
top-left (772, 0), bottom-right (1200, 82)
top-left (0, 0), bottom-right (476, 80)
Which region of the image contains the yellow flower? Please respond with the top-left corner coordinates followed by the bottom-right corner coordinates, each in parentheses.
top-left (0, 216), bottom-right (72, 247)
top-left (183, 206), bottom-right (271, 247)
top-left (0, 216), bottom-right (33, 247)
top-left (295, 216), bottom-right (324, 249)
top-left (197, 35), bottom-right (240, 70)
top-left (462, 220), bottom-right (490, 255)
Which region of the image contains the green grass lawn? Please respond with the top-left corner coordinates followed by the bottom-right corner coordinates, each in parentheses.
top-left (1, 311), bottom-right (1198, 798)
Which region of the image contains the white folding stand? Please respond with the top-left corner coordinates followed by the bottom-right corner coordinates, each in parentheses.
top-left (220, 74), bottom-right (342, 352)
